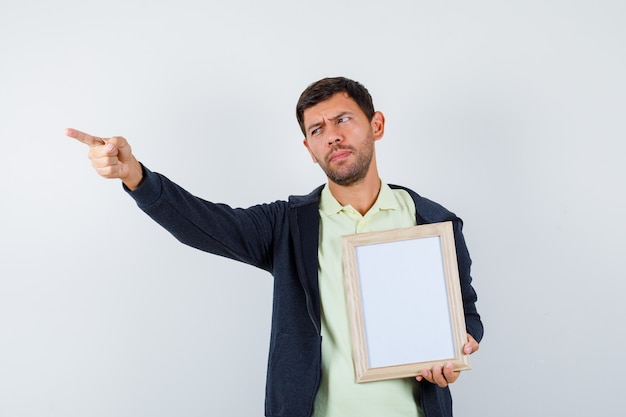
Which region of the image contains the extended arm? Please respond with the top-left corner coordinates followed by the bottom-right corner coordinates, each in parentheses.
top-left (66, 128), bottom-right (280, 271)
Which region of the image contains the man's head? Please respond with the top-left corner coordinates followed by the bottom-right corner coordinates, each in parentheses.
top-left (298, 77), bottom-right (385, 188)
top-left (296, 77), bottom-right (375, 136)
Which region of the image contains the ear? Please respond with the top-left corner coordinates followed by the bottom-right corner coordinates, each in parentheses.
top-left (371, 111), bottom-right (385, 141)
top-left (302, 138), bottom-right (319, 163)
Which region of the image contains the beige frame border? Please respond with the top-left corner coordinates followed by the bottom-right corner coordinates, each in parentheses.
top-left (341, 221), bottom-right (470, 383)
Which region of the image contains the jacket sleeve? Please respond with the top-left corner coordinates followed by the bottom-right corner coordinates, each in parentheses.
top-left (125, 164), bottom-right (284, 272)
top-left (451, 219), bottom-right (484, 343)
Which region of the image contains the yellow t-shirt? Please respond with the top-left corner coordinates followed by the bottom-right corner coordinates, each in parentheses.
top-left (313, 182), bottom-right (424, 417)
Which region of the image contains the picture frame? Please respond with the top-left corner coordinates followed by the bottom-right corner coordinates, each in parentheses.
top-left (341, 221), bottom-right (470, 383)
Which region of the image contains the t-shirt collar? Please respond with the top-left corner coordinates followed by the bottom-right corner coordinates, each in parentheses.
top-left (319, 181), bottom-right (398, 217)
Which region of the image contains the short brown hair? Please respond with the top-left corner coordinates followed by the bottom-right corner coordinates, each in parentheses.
top-left (296, 77), bottom-right (375, 135)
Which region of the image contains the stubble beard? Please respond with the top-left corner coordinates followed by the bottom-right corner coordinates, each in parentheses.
top-left (320, 140), bottom-right (374, 187)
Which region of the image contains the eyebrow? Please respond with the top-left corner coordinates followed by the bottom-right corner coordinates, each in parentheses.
top-left (305, 111), bottom-right (352, 133)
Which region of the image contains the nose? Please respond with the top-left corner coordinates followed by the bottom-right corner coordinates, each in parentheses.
top-left (326, 124), bottom-right (342, 145)
top-left (327, 136), bottom-right (340, 145)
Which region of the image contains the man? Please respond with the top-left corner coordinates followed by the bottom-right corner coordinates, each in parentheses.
top-left (67, 77), bottom-right (483, 417)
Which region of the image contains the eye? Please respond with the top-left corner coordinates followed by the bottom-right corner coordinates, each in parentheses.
top-left (337, 116), bottom-right (350, 124)
top-left (310, 127), bottom-right (321, 136)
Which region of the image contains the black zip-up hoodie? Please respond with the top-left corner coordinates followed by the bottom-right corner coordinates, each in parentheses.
top-left (127, 165), bottom-right (484, 417)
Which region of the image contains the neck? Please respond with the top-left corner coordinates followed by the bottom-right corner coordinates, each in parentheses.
top-left (328, 165), bottom-right (381, 216)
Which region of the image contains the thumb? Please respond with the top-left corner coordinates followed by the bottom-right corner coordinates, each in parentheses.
top-left (103, 136), bottom-right (143, 189)
top-left (464, 334), bottom-right (479, 355)
top-left (106, 136), bottom-right (133, 162)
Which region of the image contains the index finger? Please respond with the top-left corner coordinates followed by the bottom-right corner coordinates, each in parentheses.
top-left (65, 128), bottom-right (105, 147)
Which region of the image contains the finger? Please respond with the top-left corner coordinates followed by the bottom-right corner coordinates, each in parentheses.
top-left (65, 128), bottom-right (105, 147)
top-left (88, 143), bottom-right (117, 161)
top-left (94, 159), bottom-right (131, 179)
top-left (95, 164), bottom-right (125, 179)
top-left (419, 369), bottom-right (434, 384)
top-left (464, 334), bottom-right (480, 354)
top-left (431, 365), bottom-right (448, 388)
top-left (107, 136), bottom-right (132, 161)
top-left (442, 362), bottom-right (459, 384)
top-left (91, 155), bottom-right (121, 170)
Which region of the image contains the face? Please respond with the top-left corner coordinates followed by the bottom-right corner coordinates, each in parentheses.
top-left (302, 92), bottom-right (384, 186)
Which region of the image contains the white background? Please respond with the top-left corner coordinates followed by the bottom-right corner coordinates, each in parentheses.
top-left (1, 1), bottom-right (624, 416)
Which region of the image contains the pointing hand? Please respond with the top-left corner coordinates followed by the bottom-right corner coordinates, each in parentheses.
top-left (66, 128), bottom-right (143, 190)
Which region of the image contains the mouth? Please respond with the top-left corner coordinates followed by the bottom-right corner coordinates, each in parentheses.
top-left (328, 149), bottom-right (351, 163)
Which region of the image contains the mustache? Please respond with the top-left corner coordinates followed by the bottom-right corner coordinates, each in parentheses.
top-left (327, 144), bottom-right (355, 158)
